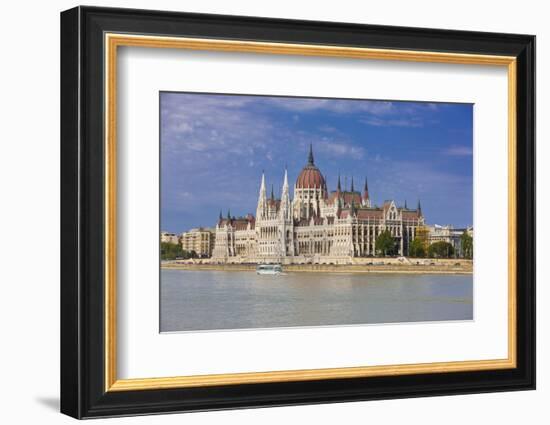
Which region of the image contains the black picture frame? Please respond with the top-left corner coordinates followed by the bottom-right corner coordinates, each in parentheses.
top-left (61, 5), bottom-right (535, 419)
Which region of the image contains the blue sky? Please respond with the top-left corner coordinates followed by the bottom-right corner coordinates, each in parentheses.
top-left (160, 92), bottom-right (473, 233)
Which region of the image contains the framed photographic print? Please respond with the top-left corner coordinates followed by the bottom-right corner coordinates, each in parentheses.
top-left (60, 6), bottom-right (535, 419)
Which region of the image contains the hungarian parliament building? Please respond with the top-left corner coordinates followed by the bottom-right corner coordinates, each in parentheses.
top-left (210, 146), bottom-right (426, 264)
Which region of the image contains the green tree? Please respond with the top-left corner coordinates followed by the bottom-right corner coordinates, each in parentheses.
top-left (160, 242), bottom-right (184, 260)
top-left (460, 231), bottom-right (473, 259)
top-left (427, 241), bottom-right (455, 258)
top-left (415, 225), bottom-right (430, 246)
top-left (375, 229), bottom-right (395, 256)
top-left (409, 238), bottom-right (426, 258)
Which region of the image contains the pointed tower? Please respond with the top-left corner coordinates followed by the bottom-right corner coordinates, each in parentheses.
top-left (334, 173), bottom-right (343, 210)
top-left (307, 143), bottom-right (314, 165)
top-left (279, 167), bottom-right (294, 256)
top-left (280, 168), bottom-right (291, 220)
top-left (417, 199), bottom-right (422, 217)
top-left (362, 177), bottom-right (371, 207)
top-left (350, 176), bottom-right (355, 192)
top-left (404, 200), bottom-right (408, 209)
top-left (256, 172), bottom-right (267, 221)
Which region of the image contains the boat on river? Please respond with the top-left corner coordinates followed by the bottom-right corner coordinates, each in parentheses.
top-left (256, 264), bottom-right (283, 275)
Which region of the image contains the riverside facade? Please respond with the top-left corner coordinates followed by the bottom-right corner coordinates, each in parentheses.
top-left (211, 146), bottom-right (426, 264)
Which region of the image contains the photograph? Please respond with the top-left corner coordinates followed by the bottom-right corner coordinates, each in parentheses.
top-left (159, 92), bottom-right (474, 332)
top-left (56, 4), bottom-right (536, 420)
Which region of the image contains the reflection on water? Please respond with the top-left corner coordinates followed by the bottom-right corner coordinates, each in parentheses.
top-left (160, 270), bottom-right (473, 332)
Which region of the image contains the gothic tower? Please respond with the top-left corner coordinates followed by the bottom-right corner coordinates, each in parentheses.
top-left (256, 172), bottom-right (267, 220)
top-left (279, 168), bottom-right (295, 256)
top-left (362, 177), bottom-right (371, 207)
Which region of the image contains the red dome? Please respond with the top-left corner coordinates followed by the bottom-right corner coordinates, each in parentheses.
top-left (296, 165), bottom-right (325, 189)
top-left (296, 144), bottom-right (326, 189)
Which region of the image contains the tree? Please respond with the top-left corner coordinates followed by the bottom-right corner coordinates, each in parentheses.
top-left (409, 238), bottom-right (426, 258)
top-left (460, 231), bottom-right (473, 259)
top-left (160, 242), bottom-right (184, 260)
top-left (375, 229), bottom-right (395, 256)
top-left (427, 241), bottom-right (455, 258)
top-left (415, 225), bottom-right (430, 246)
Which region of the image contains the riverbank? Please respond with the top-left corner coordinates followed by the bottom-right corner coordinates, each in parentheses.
top-left (161, 261), bottom-right (473, 274)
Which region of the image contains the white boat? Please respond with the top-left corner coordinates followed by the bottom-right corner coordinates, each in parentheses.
top-left (256, 264), bottom-right (283, 275)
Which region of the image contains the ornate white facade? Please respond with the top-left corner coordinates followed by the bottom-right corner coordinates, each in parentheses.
top-left (211, 146), bottom-right (425, 264)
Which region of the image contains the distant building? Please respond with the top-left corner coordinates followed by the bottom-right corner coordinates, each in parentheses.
top-left (427, 224), bottom-right (473, 257)
top-left (181, 228), bottom-right (215, 258)
top-left (211, 145), bottom-right (426, 264)
top-left (160, 231), bottom-right (179, 245)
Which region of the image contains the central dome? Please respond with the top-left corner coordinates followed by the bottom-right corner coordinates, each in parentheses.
top-left (295, 145), bottom-right (326, 189)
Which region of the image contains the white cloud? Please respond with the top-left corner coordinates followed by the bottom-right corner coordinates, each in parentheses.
top-left (359, 102), bottom-right (443, 128)
top-left (266, 98), bottom-right (395, 116)
top-left (161, 93), bottom-right (273, 161)
top-left (316, 139), bottom-right (365, 159)
top-left (361, 116), bottom-right (424, 128)
top-left (319, 125), bottom-right (337, 133)
top-left (444, 145), bottom-right (473, 156)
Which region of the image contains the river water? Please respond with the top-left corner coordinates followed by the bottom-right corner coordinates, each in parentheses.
top-left (160, 269), bottom-right (473, 332)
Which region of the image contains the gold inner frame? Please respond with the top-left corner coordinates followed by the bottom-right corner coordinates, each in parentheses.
top-left (104, 33), bottom-right (517, 392)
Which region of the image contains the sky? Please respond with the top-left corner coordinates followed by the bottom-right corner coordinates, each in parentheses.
top-left (160, 92), bottom-right (473, 233)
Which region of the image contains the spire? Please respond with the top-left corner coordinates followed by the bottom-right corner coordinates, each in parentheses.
top-left (283, 167), bottom-right (289, 189)
top-left (227, 209), bottom-right (231, 220)
top-left (256, 171), bottom-right (268, 220)
top-left (417, 199), bottom-right (422, 215)
top-left (337, 173), bottom-right (341, 191)
top-left (258, 173), bottom-right (267, 200)
top-left (362, 176), bottom-right (371, 208)
top-left (261, 172), bottom-right (266, 190)
top-left (351, 176), bottom-right (355, 192)
top-left (404, 200), bottom-right (408, 209)
top-left (280, 167), bottom-right (291, 220)
top-left (271, 183), bottom-right (274, 200)
top-left (307, 143), bottom-right (314, 165)
top-left (219, 209), bottom-right (222, 220)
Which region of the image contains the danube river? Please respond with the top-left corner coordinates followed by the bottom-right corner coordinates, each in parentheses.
top-left (160, 269), bottom-right (473, 332)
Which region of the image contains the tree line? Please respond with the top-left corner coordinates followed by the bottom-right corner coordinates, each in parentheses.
top-left (160, 242), bottom-right (199, 260)
top-left (374, 229), bottom-right (473, 259)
